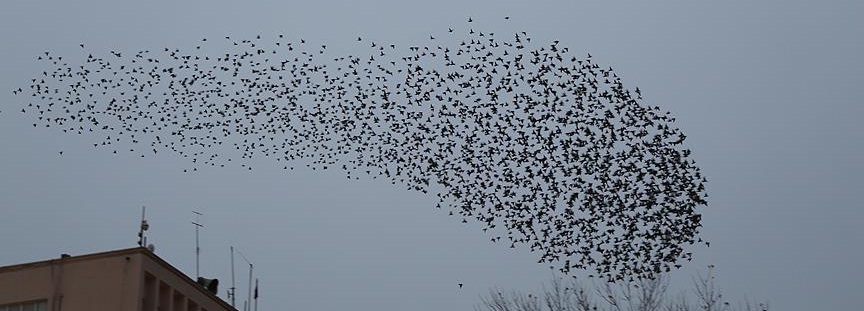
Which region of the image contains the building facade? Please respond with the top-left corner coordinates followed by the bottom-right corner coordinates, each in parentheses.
top-left (0, 247), bottom-right (236, 311)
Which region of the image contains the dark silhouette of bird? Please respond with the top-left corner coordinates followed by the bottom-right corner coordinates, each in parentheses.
top-left (14, 25), bottom-right (709, 282)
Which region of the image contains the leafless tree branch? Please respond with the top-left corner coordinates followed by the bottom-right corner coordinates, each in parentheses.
top-left (476, 267), bottom-right (769, 311)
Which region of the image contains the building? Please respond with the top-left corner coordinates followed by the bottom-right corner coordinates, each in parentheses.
top-left (0, 247), bottom-right (236, 311)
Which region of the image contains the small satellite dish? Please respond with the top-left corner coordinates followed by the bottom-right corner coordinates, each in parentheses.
top-left (147, 244), bottom-right (156, 252)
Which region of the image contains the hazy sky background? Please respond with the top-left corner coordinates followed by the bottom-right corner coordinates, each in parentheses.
top-left (1, 1), bottom-right (862, 310)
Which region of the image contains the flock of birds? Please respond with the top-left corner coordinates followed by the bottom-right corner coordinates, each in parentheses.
top-left (15, 20), bottom-right (708, 281)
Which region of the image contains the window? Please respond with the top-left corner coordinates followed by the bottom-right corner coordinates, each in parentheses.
top-left (0, 301), bottom-right (48, 311)
top-left (144, 273), bottom-right (157, 311)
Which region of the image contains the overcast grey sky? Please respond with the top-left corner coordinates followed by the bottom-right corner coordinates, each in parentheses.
top-left (1, 1), bottom-right (862, 310)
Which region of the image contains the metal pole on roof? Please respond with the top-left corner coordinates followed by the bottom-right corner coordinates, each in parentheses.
top-left (138, 205), bottom-right (149, 247)
top-left (235, 249), bottom-right (253, 311)
top-left (230, 246), bottom-right (237, 307)
top-left (246, 263), bottom-right (253, 311)
top-left (192, 211), bottom-right (204, 279)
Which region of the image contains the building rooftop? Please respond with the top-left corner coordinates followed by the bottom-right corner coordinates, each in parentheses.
top-left (0, 247), bottom-right (237, 311)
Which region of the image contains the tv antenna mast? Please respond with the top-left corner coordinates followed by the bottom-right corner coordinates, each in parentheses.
top-left (137, 206), bottom-right (149, 247)
top-left (192, 211), bottom-right (204, 279)
top-left (228, 246), bottom-right (237, 307)
top-left (235, 248), bottom-right (253, 311)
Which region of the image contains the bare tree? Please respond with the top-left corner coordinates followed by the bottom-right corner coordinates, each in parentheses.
top-left (476, 267), bottom-right (768, 311)
top-left (478, 289), bottom-right (542, 311)
top-left (692, 266), bottom-right (723, 311)
top-left (543, 276), bottom-right (596, 311)
top-left (598, 272), bottom-right (668, 311)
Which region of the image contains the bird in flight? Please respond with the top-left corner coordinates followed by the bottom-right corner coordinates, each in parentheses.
top-left (15, 23), bottom-right (708, 281)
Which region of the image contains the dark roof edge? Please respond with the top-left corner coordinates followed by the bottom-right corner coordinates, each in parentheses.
top-left (139, 247), bottom-right (239, 311)
top-left (0, 247), bottom-right (143, 273)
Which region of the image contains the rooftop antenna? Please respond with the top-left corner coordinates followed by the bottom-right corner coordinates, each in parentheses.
top-left (235, 248), bottom-right (253, 311)
top-left (137, 206), bottom-right (149, 247)
top-left (192, 211), bottom-right (204, 279)
top-left (228, 246), bottom-right (237, 307)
